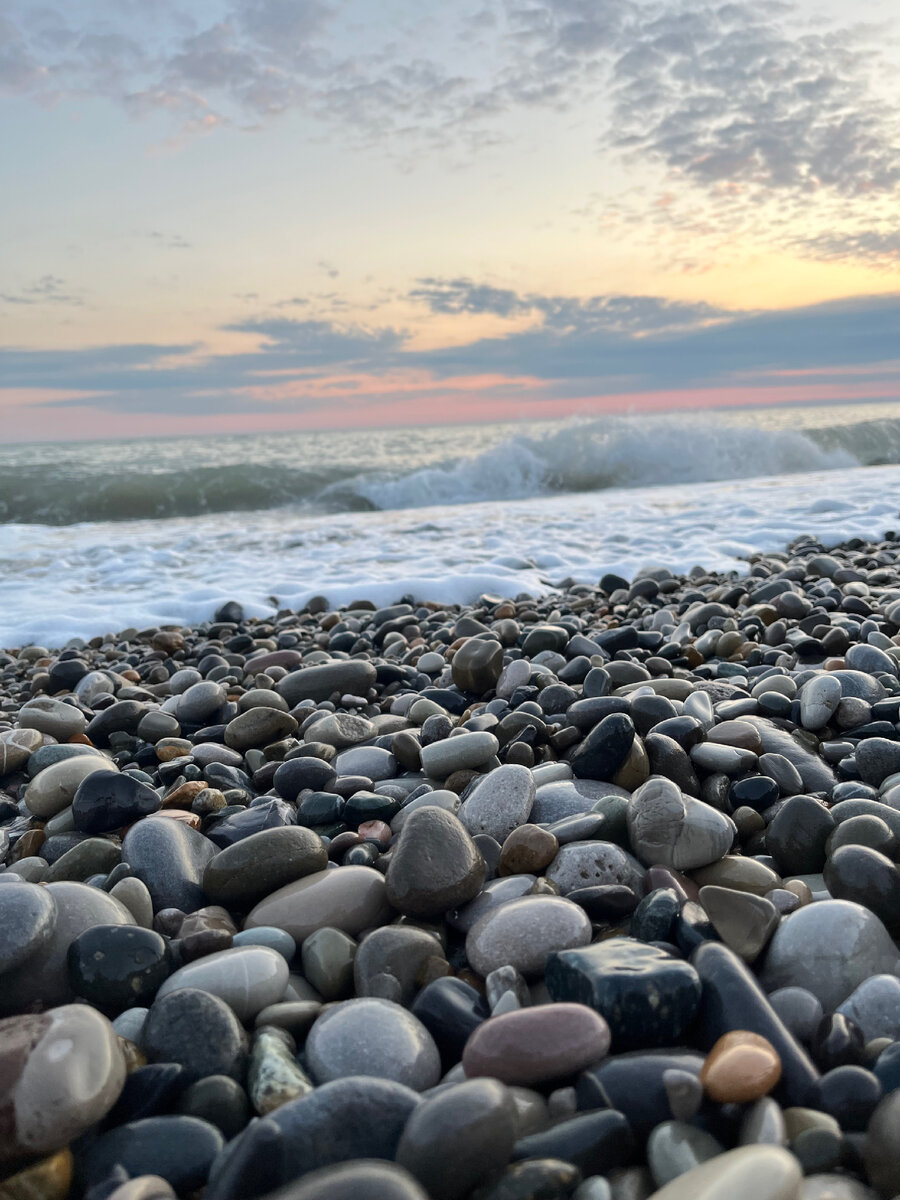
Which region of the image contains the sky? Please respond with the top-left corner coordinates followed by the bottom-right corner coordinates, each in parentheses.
top-left (1, 0), bottom-right (899, 441)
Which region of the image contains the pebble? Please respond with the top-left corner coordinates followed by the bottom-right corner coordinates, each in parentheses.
top-left (203, 826), bottom-right (328, 909)
top-left (700, 1031), bottom-right (783, 1103)
top-left (385, 806), bottom-right (485, 917)
top-left (305, 997), bottom-right (441, 1090)
top-left (68, 925), bottom-right (171, 1009)
top-left (24, 756), bottom-right (118, 819)
top-left (644, 1145), bottom-right (801, 1200)
top-left (0, 880), bottom-right (57, 974)
top-left (81, 1115), bottom-right (225, 1193)
top-left (462, 1003), bottom-right (610, 1085)
top-left (466, 894), bottom-right (592, 978)
top-left (123, 816), bottom-right (217, 914)
top-left (627, 776), bottom-right (736, 871)
top-left (155, 945), bottom-right (289, 1021)
top-left (458, 763), bottom-right (535, 842)
top-left (0, 1004), bottom-right (126, 1166)
top-left (143, 987), bottom-right (248, 1082)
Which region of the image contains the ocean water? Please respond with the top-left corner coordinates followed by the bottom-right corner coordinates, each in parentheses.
top-left (3, 403), bottom-right (900, 648)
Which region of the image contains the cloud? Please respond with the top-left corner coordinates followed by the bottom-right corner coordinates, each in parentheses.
top-left (0, 275), bottom-right (84, 306)
top-left (4, 289), bottom-right (899, 419)
top-left (409, 276), bottom-right (533, 317)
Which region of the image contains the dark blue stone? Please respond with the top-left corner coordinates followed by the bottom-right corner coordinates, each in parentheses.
top-left (875, 1042), bottom-right (900, 1094)
top-left (569, 714), bottom-right (635, 781)
top-left (342, 791), bottom-right (401, 827)
top-left (72, 771), bottom-right (161, 834)
top-left (105, 1063), bottom-right (186, 1127)
top-left (729, 775), bottom-right (779, 813)
top-left (630, 888), bottom-right (680, 944)
top-left (206, 798), bottom-right (295, 849)
top-left (411, 977), bottom-right (490, 1069)
top-left (815, 1065), bottom-right (883, 1131)
top-left (68, 925), bottom-right (171, 1010)
top-left (81, 1116), bottom-right (224, 1192)
top-left (691, 940), bottom-right (819, 1106)
top-left (274, 757), bottom-right (337, 803)
top-left (576, 1050), bottom-right (704, 1139)
top-left (511, 1110), bottom-right (633, 1175)
top-left (545, 937), bottom-right (701, 1050)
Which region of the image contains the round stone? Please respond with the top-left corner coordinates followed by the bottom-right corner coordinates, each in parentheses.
top-left (458, 764), bottom-right (535, 843)
top-left (385, 807), bottom-right (485, 918)
top-left (627, 776), bottom-right (735, 871)
top-left (466, 895), bottom-right (592, 978)
top-left (497, 824), bottom-right (558, 876)
top-left (224, 707), bottom-right (298, 752)
top-left (700, 1031), bottom-right (782, 1103)
top-left (462, 1003), bottom-right (610, 1085)
top-left (0, 881), bottom-right (57, 974)
top-left (81, 1115), bottom-right (224, 1194)
top-left (143, 988), bottom-right (247, 1083)
top-left (452, 639), bottom-right (503, 693)
top-left (72, 771), bottom-right (161, 834)
top-left (245, 866), bottom-right (391, 945)
top-left (645, 1145), bottom-right (802, 1200)
top-left (155, 945), bottom-right (289, 1022)
top-left (305, 998), bottom-right (441, 1091)
top-left (420, 732), bottom-right (500, 778)
top-left (545, 841), bottom-right (644, 896)
top-left (68, 925), bottom-right (171, 1010)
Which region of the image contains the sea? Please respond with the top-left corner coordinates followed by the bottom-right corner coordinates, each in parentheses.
top-left (3, 402), bottom-right (900, 649)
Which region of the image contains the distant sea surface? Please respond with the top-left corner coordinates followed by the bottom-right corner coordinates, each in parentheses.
top-left (3, 403), bottom-right (900, 647)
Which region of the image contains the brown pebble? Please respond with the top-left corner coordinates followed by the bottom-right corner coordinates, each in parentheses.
top-left (497, 824), bottom-right (558, 876)
top-left (0, 1147), bottom-right (73, 1200)
top-left (358, 820), bottom-right (392, 849)
top-left (463, 1003), bottom-right (611, 1086)
top-left (162, 780), bottom-right (207, 808)
top-left (147, 809), bottom-right (201, 828)
top-left (700, 1030), bottom-right (782, 1103)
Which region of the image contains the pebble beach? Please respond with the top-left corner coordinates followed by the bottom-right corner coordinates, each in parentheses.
top-left (6, 514), bottom-right (900, 1199)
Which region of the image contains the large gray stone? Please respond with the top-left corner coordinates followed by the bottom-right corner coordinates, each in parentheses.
top-left (306, 998), bottom-right (441, 1091)
top-left (459, 764), bottom-right (535, 842)
top-left (278, 661), bottom-right (377, 706)
top-left (628, 777), bottom-right (735, 872)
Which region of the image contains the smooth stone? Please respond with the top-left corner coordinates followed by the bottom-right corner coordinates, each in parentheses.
top-left (577, 1050), bottom-right (704, 1138)
top-left (305, 712), bottom-right (375, 748)
top-left (24, 757), bottom-right (118, 820)
top-left (353, 926), bottom-right (446, 1004)
top-left (0, 727), bottom-right (43, 774)
top-left (112, 1007), bottom-right (149, 1043)
top-left (273, 756), bottom-right (337, 803)
top-left (864, 1090), bottom-right (900, 1197)
top-left (333, 745), bottom-right (397, 781)
top-left (699, 886), bottom-right (779, 963)
top-left (0, 881), bottom-right (57, 974)
top-left (692, 855), bottom-right (781, 897)
top-left (257, 1161), bottom-right (429, 1200)
top-left (837, 976), bottom-right (900, 1043)
top-left (0, 1003), bottom-right (126, 1167)
top-left (644, 1145), bottom-right (801, 1200)
top-left (800, 676), bottom-right (842, 732)
top-left (72, 770), bottom-right (161, 833)
top-left (497, 824), bottom-right (559, 875)
top-left (760, 900), bottom-right (900, 1012)
top-left (545, 841), bottom-right (644, 896)
top-left (739, 1095), bottom-right (787, 1146)
top-left (546, 938), bottom-right (701, 1050)
top-left (68, 925), bottom-right (171, 1009)
top-left (459, 764), bottom-right (536, 842)
top-left (177, 1073), bottom-right (251, 1138)
top-left (742, 717), bottom-right (837, 794)
top-left (246, 866), bottom-right (390, 946)
top-left (701, 1031), bottom-right (782, 1103)
top-left (510, 1109), bottom-right (633, 1176)
top-left (203, 827), bottom-right (328, 909)
top-left (302, 927), bottom-right (357, 1000)
top-left (851, 738), bottom-right (900, 788)
top-left (123, 817), bottom-right (217, 913)
top-left (143, 987), bottom-right (247, 1082)
top-left (225, 707), bottom-right (298, 751)
top-left (531, 779), bottom-right (630, 824)
top-left (177, 681), bottom-right (228, 723)
top-left (385, 807), bottom-right (485, 917)
top-left (766, 795), bottom-right (834, 877)
top-left (648, 1121), bottom-right (724, 1187)
top-left (110, 877), bottom-right (155, 928)
top-left (410, 977), bottom-right (491, 1069)
top-left (82, 1116), bottom-right (224, 1193)
top-left (18, 697), bottom-right (87, 740)
top-left (692, 941), bottom-right (820, 1107)
top-left (45, 836), bottom-right (121, 883)
top-left (768, 988), bottom-right (824, 1046)
top-left (466, 895), bottom-right (592, 978)
top-left (155, 945), bottom-right (289, 1021)
top-left (452, 639), bottom-right (504, 693)
top-left (689, 743), bottom-right (758, 775)
top-left (627, 776), bottom-right (735, 871)
top-left (232, 926), bottom-right (296, 961)
top-left (396, 1078), bottom-right (517, 1200)
top-left (824, 846), bottom-right (900, 935)
top-left (206, 1078), bottom-right (421, 1199)
top-left (569, 713), bottom-right (635, 781)
top-left (664, 1068), bottom-right (703, 1121)
top-left (0, 882), bottom-right (135, 1015)
top-left (420, 732), bottom-right (501, 777)
top-left (306, 998), bottom-right (441, 1090)
top-left (278, 660), bottom-right (377, 706)
top-left (463, 1003), bottom-right (610, 1085)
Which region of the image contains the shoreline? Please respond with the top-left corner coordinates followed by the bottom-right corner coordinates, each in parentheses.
top-left (3, 530), bottom-right (900, 1196)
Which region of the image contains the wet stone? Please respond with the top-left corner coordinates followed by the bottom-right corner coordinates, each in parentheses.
top-left (68, 925), bottom-right (171, 1010)
top-left (203, 826), bottom-right (328, 909)
top-left (0, 880), bottom-right (57, 974)
top-left (143, 987), bottom-right (248, 1082)
top-left (385, 806), bottom-right (485, 917)
top-left (72, 770), bottom-right (161, 834)
top-left (305, 998), bottom-right (441, 1090)
top-left (462, 1003), bottom-right (611, 1086)
top-left (466, 894), bottom-right (592, 979)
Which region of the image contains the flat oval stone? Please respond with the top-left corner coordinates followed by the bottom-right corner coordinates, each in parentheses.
top-left (760, 900), bottom-right (900, 1011)
top-left (466, 895), bottom-right (591, 978)
top-left (396, 1079), bottom-right (517, 1200)
top-left (458, 764), bottom-right (535, 843)
top-left (155, 945), bottom-right (289, 1021)
top-left (306, 998), bottom-right (441, 1091)
top-left (278, 660), bottom-right (378, 706)
top-left (420, 731), bottom-right (501, 777)
top-left (462, 1003), bottom-right (610, 1085)
top-left (546, 938), bottom-right (701, 1050)
top-left (224, 707), bottom-right (298, 752)
top-left (19, 697), bottom-right (87, 740)
top-left (25, 757), bottom-right (118, 820)
top-left (0, 882), bottom-right (135, 1015)
top-left (123, 817), bottom-right (217, 914)
top-left (72, 770), bottom-right (161, 833)
top-left (203, 827), bottom-right (328, 909)
top-left (245, 866), bottom-right (391, 945)
top-left (701, 1031), bottom-right (782, 1103)
top-left (0, 1004), bottom-right (126, 1167)
top-left (385, 807), bottom-right (485, 918)
top-left (0, 881), bottom-right (57, 974)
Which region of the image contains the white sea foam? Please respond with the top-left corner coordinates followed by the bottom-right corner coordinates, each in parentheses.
top-left (2, 463), bottom-right (899, 648)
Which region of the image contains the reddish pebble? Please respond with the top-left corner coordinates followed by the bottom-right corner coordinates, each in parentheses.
top-left (462, 1003), bottom-right (610, 1086)
top-left (358, 820), bottom-right (392, 849)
